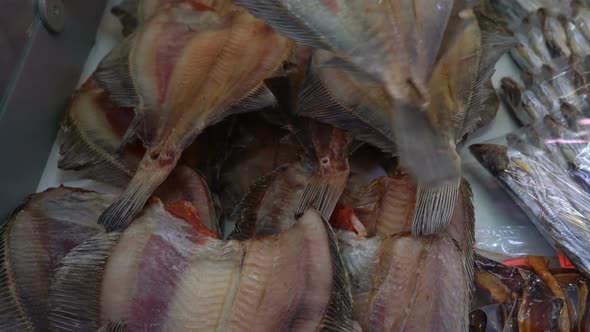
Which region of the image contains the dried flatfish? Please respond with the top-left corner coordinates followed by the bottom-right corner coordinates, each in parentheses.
top-left (230, 120), bottom-right (351, 239)
top-left (94, 3), bottom-right (292, 231)
top-left (46, 198), bottom-right (358, 331)
top-left (335, 178), bottom-right (475, 331)
top-left (234, 0), bottom-right (477, 188)
top-left (0, 187), bottom-right (113, 331)
top-left (59, 81), bottom-right (220, 234)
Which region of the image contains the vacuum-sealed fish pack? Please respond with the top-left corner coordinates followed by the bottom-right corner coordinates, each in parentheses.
top-left (469, 255), bottom-right (590, 331)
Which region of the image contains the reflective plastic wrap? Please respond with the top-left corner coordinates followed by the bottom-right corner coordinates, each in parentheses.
top-left (469, 255), bottom-right (590, 332)
top-left (472, 0), bottom-right (590, 280)
top-left (470, 115), bottom-right (590, 278)
top-left (476, 225), bottom-right (557, 259)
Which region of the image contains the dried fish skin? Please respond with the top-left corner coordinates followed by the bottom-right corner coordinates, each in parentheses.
top-left (0, 187), bottom-right (112, 331)
top-left (107, 202), bottom-right (235, 331)
top-left (345, 175), bottom-right (417, 238)
top-left (215, 114), bottom-right (298, 226)
top-left (458, 7), bottom-right (515, 141)
top-left (229, 119), bottom-right (352, 240)
top-left (297, 50), bottom-right (396, 154)
top-left (96, 4), bottom-right (292, 231)
top-left (229, 161), bottom-right (314, 240)
top-left (226, 209), bottom-right (358, 331)
top-left (428, 8), bottom-right (482, 143)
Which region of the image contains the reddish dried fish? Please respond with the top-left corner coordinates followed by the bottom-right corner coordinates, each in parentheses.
top-left (94, 3), bottom-right (292, 231)
top-left (0, 187), bottom-right (113, 331)
top-left (43, 198), bottom-right (358, 331)
top-left (236, 0), bottom-right (511, 193)
top-left (291, 4), bottom-right (510, 236)
top-left (229, 120), bottom-right (352, 239)
top-left (335, 177), bottom-right (475, 331)
top-left (59, 81), bottom-right (220, 234)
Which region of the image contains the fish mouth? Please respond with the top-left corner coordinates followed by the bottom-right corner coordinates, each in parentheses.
top-left (469, 144), bottom-right (509, 175)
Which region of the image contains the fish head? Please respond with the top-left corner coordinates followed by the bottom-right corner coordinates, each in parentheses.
top-left (307, 121), bottom-right (352, 178)
top-left (542, 115), bottom-right (564, 137)
top-left (500, 77), bottom-right (523, 109)
top-left (560, 102), bottom-right (579, 127)
top-left (470, 144), bottom-right (509, 175)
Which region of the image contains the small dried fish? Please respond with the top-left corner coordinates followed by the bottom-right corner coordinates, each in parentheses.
top-left (565, 19), bottom-right (590, 58)
top-left (542, 10), bottom-right (572, 58)
top-left (553, 73), bottom-right (587, 111)
top-left (500, 76), bottom-right (550, 125)
top-left (524, 19), bottom-right (554, 66)
top-left (95, 4), bottom-right (292, 231)
top-left (470, 143), bottom-right (590, 278)
top-left (510, 38), bottom-right (547, 72)
top-left (235, 0), bottom-right (478, 188)
top-left (575, 3), bottom-right (590, 41)
top-left (534, 80), bottom-right (563, 120)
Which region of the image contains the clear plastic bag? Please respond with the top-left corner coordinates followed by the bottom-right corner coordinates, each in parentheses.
top-left (470, 114), bottom-right (590, 278)
top-left (475, 225), bottom-right (557, 260)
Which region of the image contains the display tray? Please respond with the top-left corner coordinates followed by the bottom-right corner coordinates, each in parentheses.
top-left (34, 0), bottom-right (555, 256)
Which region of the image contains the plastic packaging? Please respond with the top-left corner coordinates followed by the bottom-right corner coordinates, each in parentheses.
top-left (472, 0), bottom-right (590, 280)
top-left (470, 117), bottom-right (590, 279)
top-left (475, 225), bottom-right (557, 259)
top-left (470, 255), bottom-right (588, 331)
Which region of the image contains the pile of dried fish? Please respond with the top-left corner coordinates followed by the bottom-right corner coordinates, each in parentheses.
top-left (1, 187), bottom-right (356, 331)
top-left (0, 0), bottom-right (515, 330)
top-left (471, 0), bottom-right (590, 279)
top-left (470, 255), bottom-right (590, 331)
